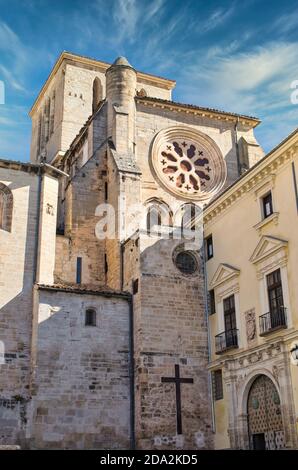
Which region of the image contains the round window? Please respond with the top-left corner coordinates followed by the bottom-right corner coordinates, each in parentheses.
top-left (175, 251), bottom-right (198, 275)
top-left (150, 126), bottom-right (227, 201)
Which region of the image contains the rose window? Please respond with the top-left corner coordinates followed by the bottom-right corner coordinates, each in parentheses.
top-left (151, 127), bottom-right (226, 201)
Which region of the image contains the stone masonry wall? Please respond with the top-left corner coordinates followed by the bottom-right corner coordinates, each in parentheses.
top-left (133, 237), bottom-right (213, 450)
top-left (61, 64), bottom-right (107, 157)
top-left (30, 288), bottom-right (131, 449)
top-left (55, 147), bottom-right (107, 286)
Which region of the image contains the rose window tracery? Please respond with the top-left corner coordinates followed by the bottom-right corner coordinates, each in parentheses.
top-left (151, 127), bottom-right (226, 201)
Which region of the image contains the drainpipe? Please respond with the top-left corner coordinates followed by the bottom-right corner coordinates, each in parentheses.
top-left (33, 167), bottom-right (43, 283)
top-left (234, 117), bottom-right (241, 176)
top-left (202, 246), bottom-right (216, 433)
top-left (128, 296), bottom-right (135, 449)
top-left (26, 166), bottom-right (43, 441)
top-left (42, 162), bottom-right (69, 178)
top-left (121, 240), bottom-right (135, 448)
top-left (120, 242), bottom-right (125, 291)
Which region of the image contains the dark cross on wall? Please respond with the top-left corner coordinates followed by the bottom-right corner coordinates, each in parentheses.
top-left (161, 364), bottom-right (194, 435)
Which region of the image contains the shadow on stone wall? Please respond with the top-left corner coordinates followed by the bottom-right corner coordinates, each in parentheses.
top-left (0, 178), bottom-right (39, 446)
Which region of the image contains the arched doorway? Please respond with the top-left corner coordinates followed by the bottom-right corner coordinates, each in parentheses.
top-left (247, 374), bottom-right (285, 449)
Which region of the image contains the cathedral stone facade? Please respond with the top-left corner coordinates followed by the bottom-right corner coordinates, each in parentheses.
top-left (3, 51), bottom-right (293, 450)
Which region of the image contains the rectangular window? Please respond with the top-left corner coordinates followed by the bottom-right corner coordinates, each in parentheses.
top-left (267, 269), bottom-right (284, 315)
top-left (104, 181), bottom-right (108, 201)
top-left (262, 192), bottom-right (273, 219)
top-left (76, 257), bottom-right (82, 284)
top-left (209, 289), bottom-right (216, 315)
top-left (223, 295), bottom-right (236, 330)
top-left (85, 309), bottom-right (96, 327)
top-left (212, 370), bottom-right (223, 400)
top-left (205, 235), bottom-right (213, 260)
top-left (223, 295), bottom-right (238, 348)
top-left (262, 268), bottom-right (287, 332)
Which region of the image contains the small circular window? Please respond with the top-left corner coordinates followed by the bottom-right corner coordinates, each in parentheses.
top-left (175, 251), bottom-right (198, 275)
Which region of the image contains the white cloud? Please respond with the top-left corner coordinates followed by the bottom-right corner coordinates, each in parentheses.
top-left (196, 5), bottom-right (235, 34)
top-left (179, 41), bottom-right (298, 113)
top-left (272, 9), bottom-right (298, 34)
top-left (0, 21), bottom-right (23, 55)
top-left (0, 116), bottom-right (15, 126)
top-left (146, 0), bottom-right (165, 21)
top-left (0, 21), bottom-right (36, 94)
top-left (0, 64), bottom-right (26, 92)
top-left (176, 39), bottom-right (298, 151)
top-left (0, 104), bottom-right (30, 160)
top-left (0, 19), bottom-right (53, 95)
top-left (113, 0), bottom-right (139, 44)
top-left (111, 0), bottom-right (166, 46)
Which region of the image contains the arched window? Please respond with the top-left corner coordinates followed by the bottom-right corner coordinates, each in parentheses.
top-left (181, 203), bottom-right (200, 234)
top-left (136, 88), bottom-right (147, 98)
top-left (92, 78), bottom-right (103, 112)
top-left (0, 183), bottom-right (13, 232)
top-left (85, 308), bottom-right (96, 327)
top-left (146, 205), bottom-right (162, 235)
top-left (145, 199), bottom-right (173, 236)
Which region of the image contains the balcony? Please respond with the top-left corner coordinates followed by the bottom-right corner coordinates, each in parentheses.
top-left (259, 306), bottom-right (287, 336)
top-left (215, 328), bottom-right (239, 354)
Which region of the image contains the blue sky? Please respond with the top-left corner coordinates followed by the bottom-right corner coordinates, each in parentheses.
top-left (0, 0), bottom-right (297, 161)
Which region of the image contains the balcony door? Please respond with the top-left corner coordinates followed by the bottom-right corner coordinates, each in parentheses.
top-left (223, 295), bottom-right (237, 347)
top-left (267, 269), bottom-right (284, 328)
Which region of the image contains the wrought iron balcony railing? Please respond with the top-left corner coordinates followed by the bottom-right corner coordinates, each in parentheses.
top-left (259, 306), bottom-right (287, 336)
top-left (215, 328), bottom-right (239, 354)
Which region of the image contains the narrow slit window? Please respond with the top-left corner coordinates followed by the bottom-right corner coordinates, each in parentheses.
top-left (85, 309), bottom-right (96, 327)
top-left (76, 257), bottom-right (82, 284)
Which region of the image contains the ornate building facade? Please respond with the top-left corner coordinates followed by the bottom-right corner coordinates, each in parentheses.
top-left (1, 52), bottom-right (297, 449)
top-left (205, 128), bottom-right (298, 449)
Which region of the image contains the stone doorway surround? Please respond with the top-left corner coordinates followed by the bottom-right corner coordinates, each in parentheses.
top-left (247, 374), bottom-right (284, 449)
top-left (220, 340), bottom-right (298, 449)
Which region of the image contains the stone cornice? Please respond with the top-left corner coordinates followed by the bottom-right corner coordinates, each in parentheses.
top-left (204, 131), bottom-right (298, 227)
top-left (0, 158), bottom-right (62, 178)
top-left (136, 96), bottom-right (260, 127)
top-left (0, 158), bottom-right (40, 174)
top-left (36, 283), bottom-right (131, 300)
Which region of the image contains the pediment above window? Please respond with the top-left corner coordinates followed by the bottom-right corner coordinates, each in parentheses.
top-left (250, 235), bottom-right (288, 265)
top-left (210, 263), bottom-right (240, 289)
